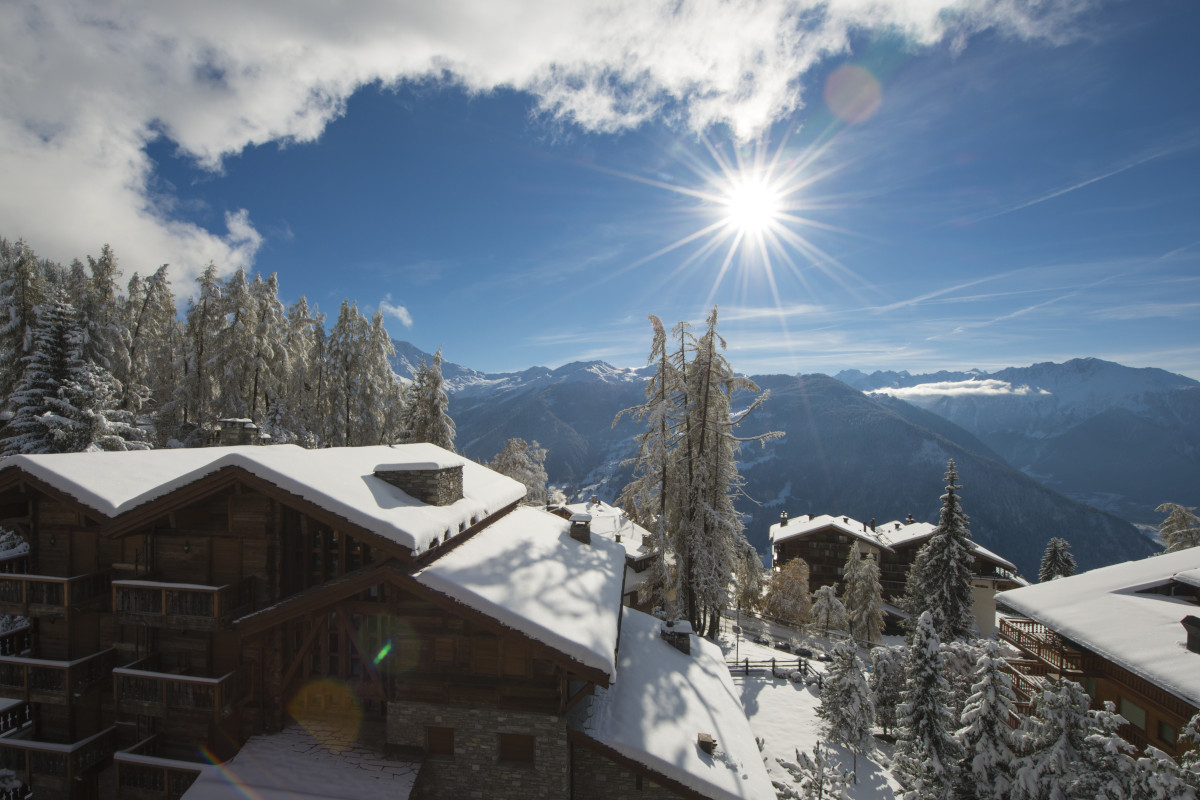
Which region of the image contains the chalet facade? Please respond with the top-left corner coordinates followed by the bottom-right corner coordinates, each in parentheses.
top-left (769, 512), bottom-right (1023, 636)
top-left (0, 445), bottom-right (771, 800)
top-left (997, 548), bottom-right (1200, 758)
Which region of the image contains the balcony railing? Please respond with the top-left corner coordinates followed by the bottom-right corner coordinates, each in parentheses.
top-left (0, 626), bottom-right (30, 658)
top-left (998, 617), bottom-right (1083, 673)
top-left (0, 648), bottom-right (116, 704)
top-left (0, 726), bottom-right (116, 791)
top-left (114, 736), bottom-right (204, 800)
top-left (114, 658), bottom-right (252, 721)
top-left (0, 570), bottom-right (110, 617)
top-left (113, 577), bottom-right (255, 631)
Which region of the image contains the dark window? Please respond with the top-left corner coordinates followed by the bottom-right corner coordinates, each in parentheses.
top-left (1158, 720), bottom-right (1177, 746)
top-left (427, 726), bottom-right (454, 758)
top-left (498, 733), bottom-right (535, 765)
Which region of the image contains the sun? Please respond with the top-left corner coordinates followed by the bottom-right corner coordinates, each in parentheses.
top-left (722, 175), bottom-right (782, 234)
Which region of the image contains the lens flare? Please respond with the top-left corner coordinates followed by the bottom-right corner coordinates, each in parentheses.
top-left (824, 64), bottom-right (882, 124)
top-left (287, 678), bottom-right (362, 753)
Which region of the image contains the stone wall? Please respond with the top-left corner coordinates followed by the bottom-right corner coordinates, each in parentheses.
top-left (387, 700), bottom-right (568, 800)
top-left (571, 742), bottom-right (680, 799)
top-left (374, 466), bottom-right (464, 507)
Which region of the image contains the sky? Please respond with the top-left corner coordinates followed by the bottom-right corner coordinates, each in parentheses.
top-left (2, 0), bottom-right (1198, 379)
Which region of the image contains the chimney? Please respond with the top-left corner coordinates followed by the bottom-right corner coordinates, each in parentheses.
top-left (870, 518), bottom-right (876, 532)
top-left (660, 619), bottom-right (693, 655)
top-left (843, 516), bottom-right (849, 524)
top-left (374, 460), bottom-right (465, 506)
top-left (697, 733), bottom-right (716, 755)
top-left (569, 513), bottom-right (592, 545)
top-left (1184, 616), bottom-right (1200, 654)
top-left (905, 513), bottom-right (915, 524)
top-left (779, 511), bottom-right (788, 527)
top-left (590, 494), bottom-right (599, 505)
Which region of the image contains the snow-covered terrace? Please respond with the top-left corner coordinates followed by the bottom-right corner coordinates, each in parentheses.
top-left (997, 547), bottom-right (1200, 710)
top-left (415, 505), bottom-right (626, 680)
top-left (570, 608), bottom-right (774, 800)
top-left (2, 444), bottom-right (525, 555)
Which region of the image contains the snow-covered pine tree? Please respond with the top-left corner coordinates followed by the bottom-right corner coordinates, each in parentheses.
top-left (954, 640), bottom-right (1018, 800)
top-left (247, 273), bottom-right (288, 420)
top-left (325, 300), bottom-right (370, 446)
top-left (1076, 700), bottom-right (1141, 800)
top-left (359, 310), bottom-right (402, 445)
top-left (0, 238), bottom-right (49, 403)
top-left (841, 543), bottom-right (884, 645)
top-left (904, 460), bottom-right (977, 641)
top-left (1156, 503), bottom-right (1200, 553)
top-left (615, 314), bottom-right (682, 616)
top-left (210, 267), bottom-right (257, 418)
top-left (404, 347), bottom-right (455, 451)
top-left (734, 537), bottom-right (766, 613)
top-left (763, 558), bottom-right (811, 625)
top-left (76, 244), bottom-right (129, 378)
top-left (817, 641), bottom-right (875, 779)
top-left (1038, 537), bottom-right (1077, 582)
top-left (281, 297), bottom-right (327, 444)
top-left (811, 585), bottom-right (848, 638)
top-left (1178, 711), bottom-right (1200, 795)
top-left (773, 743), bottom-right (853, 800)
top-left (489, 438), bottom-right (549, 505)
top-left (122, 264), bottom-right (178, 419)
top-left (1010, 679), bottom-right (1093, 800)
top-left (1131, 745), bottom-right (1199, 800)
top-left (893, 610), bottom-right (961, 800)
top-left (940, 640), bottom-right (984, 719)
top-left (175, 263), bottom-right (223, 436)
top-left (869, 645), bottom-right (905, 737)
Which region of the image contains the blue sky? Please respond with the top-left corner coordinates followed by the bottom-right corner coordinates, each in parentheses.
top-left (3, 1), bottom-right (1198, 377)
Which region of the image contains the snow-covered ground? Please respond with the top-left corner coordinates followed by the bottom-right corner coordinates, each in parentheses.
top-left (717, 627), bottom-right (900, 799)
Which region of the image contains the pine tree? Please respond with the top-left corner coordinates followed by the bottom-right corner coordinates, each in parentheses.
top-left (489, 438), bottom-right (549, 505)
top-left (0, 238), bottom-right (49, 403)
top-left (1178, 711), bottom-right (1200, 795)
top-left (869, 645), bottom-right (905, 737)
top-left (811, 585), bottom-right (848, 638)
top-left (841, 543), bottom-right (884, 645)
top-left (894, 611), bottom-right (961, 800)
top-left (763, 558), bottom-right (811, 625)
top-left (817, 641), bottom-right (875, 779)
top-left (1010, 679), bottom-right (1093, 800)
top-left (904, 460), bottom-right (977, 640)
top-left (734, 537), bottom-right (766, 612)
top-left (176, 263), bottom-right (223, 436)
top-left (1039, 537), bottom-right (1077, 582)
top-left (773, 743), bottom-right (853, 800)
top-left (210, 267), bottom-right (257, 418)
top-left (404, 347), bottom-right (455, 451)
top-left (1156, 503), bottom-right (1200, 553)
top-left (247, 273), bottom-right (288, 419)
top-left (325, 300), bottom-right (371, 446)
top-left (1131, 745), bottom-right (1198, 800)
top-left (955, 640), bottom-right (1018, 800)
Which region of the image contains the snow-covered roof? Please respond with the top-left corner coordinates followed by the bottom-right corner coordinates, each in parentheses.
top-left (3, 444), bottom-right (524, 554)
top-left (562, 499), bottom-right (650, 560)
top-left (1174, 568), bottom-right (1200, 589)
top-left (571, 608), bottom-right (774, 800)
top-left (179, 722), bottom-right (418, 800)
top-left (415, 505), bottom-right (625, 680)
top-left (769, 513), bottom-right (890, 550)
top-left (997, 548), bottom-right (1200, 709)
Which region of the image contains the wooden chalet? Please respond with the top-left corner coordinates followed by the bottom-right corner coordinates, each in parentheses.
top-left (997, 548), bottom-right (1200, 758)
top-left (0, 444), bottom-right (771, 800)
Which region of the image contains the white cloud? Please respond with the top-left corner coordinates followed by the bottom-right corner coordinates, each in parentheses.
top-left (379, 297), bottom-right (414, 328)
top-left (0, 0), bottom-right (1090, 284)
top-left (872, 379), bottom-right (1048, 399)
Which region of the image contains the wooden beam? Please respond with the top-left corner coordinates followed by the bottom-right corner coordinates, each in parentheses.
top-left (280, 614), bottom-right (327, 693)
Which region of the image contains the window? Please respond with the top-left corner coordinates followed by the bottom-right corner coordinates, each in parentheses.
top-left (498, 733), bottom-right (535, 765)
top-left (1158, 720), bottom-right (1177, 746)
top-left (427, 726), bottom-right (454, 759)
top-left (1120, 698), bottom-right (1146, 730)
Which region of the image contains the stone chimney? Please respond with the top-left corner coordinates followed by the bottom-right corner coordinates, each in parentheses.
top-left (869, 518), bottom-right (876, 532)
top-left (697, 733), bottom-right (716, 755)
top-left (660, 619), bottom-right (693, 655)
top-left (374, 460), bottom-right (464, 506)
top-left (569, 513), bottom-right (592, 545)
top-left (1183, 616), bottom-right (1200, 654)
top-left (779, 511), bottom-right (788, 527)
top-left (905, 513), bottom-right (915, 524)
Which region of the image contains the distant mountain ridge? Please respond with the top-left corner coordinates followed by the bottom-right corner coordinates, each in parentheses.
top-left (390, 342), bottom-right (1162, 576)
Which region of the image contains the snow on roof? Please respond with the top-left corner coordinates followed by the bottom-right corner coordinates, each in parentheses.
top-left (415, 506), bottom-right (625, 679)
top-left (179, 722), bottom-right (418, 800)
top-left (563, 500), bottom-right (654, 596)
top-left (769, 513), bottom-right (889, 550)
top-left (571, 608), bottom-right (774, 800)
top-left (997, 548), bottom-right (1200, 709)
top-left (4, 444), bottom-right (524, 554)
top-left (1174, 568), bottom-right (1200, 589)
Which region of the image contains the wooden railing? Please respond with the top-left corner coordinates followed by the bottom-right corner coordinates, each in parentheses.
top-left (1000, 661), bottom-right (1045, 716)
top-left (114, 736), bottom-right (204, 800)
top-left (998, 617), bottom-right (1083, 673)
top-left (0, 648), bottom-right (116, 704)
top-left (0, 726), bottom-right (116, 790)
top-left (0, 703), bottom-right (31, 735)
top-left (0, 626), bottom-right (30, 657)
top-left (113, 577), bottom-right (255, 631)
top-left (1081, 653), bottom-right (1198, 723)
top-left (114, 660), bottom-right (252, 720)
top-left (0, 571), bottom-right (110, 617)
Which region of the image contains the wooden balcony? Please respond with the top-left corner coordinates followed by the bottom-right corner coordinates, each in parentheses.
top-left (0, 648), bottom-right (116, 705)
top-left (0, 726), bottom-right (116, 794)
top-left (0, 570), bottom-right (110, 617)
top-left (113, 577), bottom-right (255, 631)
top-left (113, 657), bottom-right (253, 721)
top-left (114, 736), bottom-right (204, 800)
top-left (0, 626), bottom-right (30, 658)
top-left (998, 617), bottom-right (1083, 674)
top-left (1000, 659), bottom-right (1048, 717)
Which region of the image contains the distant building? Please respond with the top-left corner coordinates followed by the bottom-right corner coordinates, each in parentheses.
top-left (769, 511), bottom-right (1023, 636)
top-left (997, 548), bottom-right (1200, 757)
top-left (549, 498), bottom-right (656, 610)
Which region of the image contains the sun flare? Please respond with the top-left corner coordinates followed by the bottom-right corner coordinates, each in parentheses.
top-left (723, 176), bottom-right (782, 234)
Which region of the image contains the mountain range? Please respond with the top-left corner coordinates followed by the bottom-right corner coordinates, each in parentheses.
top-left (391, 345), bottom-right (1178, 577)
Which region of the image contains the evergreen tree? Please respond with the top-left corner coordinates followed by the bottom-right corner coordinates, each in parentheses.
top-left (0, 238), bottom-right (49, 403)
top-left (77, 244), bottom-right (129, 376)
top-left (904, 460), bottom-right (977, 640)
top-left (176, 263), bottom-right (223, 436)
top-left (489, 438), bottom-right (549, 505)
top-left (280, 297), bottom-right (326, 445)
top-left (763, 558), bottom-right (811, 625)
top-left (1010, 679), bottom-right (1093, 800)
top-left (811, 585), bottom-right (848, 637)
top-left (210, 267), bottom-right (257, 418)
top-left (1178, 711), bottom-right (1200, 795)
top-left (1039, 537), bottom-right (1077, 582)
top-left (894, 611), bottom-right (961, 800)
top-left (247, 273), bottom-right (288, 419)
top-left (122, 264), bottom-right (177, 416)
top-left (869, 645), bottom-right (905, 737)
top-left (773, 743), bottom-right (852, 800)
top-left (1156, 503), bottom-right (1200, 553)
top-left (404, 347), bottom-right (455, 451)
top-left (734, 537), bottom-right (766, 612)
top-left (1131, 745), bottom-right (1198, 800)
top-left (841, 543), bottom-right (884, 645)
top-left (955, 640), bottom-right (1018, 800)
top-left (817, 641), bottom-right (874, 778)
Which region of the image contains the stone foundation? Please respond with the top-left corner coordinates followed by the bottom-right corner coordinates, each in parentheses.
top-left (571, 742), bottom-right (679, 799)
